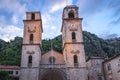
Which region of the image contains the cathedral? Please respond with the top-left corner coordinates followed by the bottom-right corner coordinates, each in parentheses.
top-left (20, 5), bottom-right (87, 80)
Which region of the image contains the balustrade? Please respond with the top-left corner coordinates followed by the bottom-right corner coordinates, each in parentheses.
top-left (40, 64), bottom-right (66, 68)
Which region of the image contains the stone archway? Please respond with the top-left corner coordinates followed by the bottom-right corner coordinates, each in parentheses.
top-left (41, 69), bottom-right (66, 80)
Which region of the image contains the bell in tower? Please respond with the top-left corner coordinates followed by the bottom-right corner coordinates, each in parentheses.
top-left (61, 5), bottom-right (87, 80)
top-left (20, 12), bottom-right (43, 80)
top-left (62, 5), bottom-right (79, 19)
top-left (61, 5), bottom-right (83, 45)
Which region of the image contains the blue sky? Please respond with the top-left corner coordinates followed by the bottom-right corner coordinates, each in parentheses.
top-left (0, 0), bottom-right (120, 41)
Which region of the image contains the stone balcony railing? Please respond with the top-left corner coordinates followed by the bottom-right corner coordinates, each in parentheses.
top-left (39, 64), bottom-right (66, 68)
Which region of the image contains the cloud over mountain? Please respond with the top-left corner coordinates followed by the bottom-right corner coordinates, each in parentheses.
top-left (0, 0), bottom-right (120, 41)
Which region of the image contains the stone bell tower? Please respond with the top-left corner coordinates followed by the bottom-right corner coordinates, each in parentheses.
top-left (61, 5), bottom-right (87, 80)
top-left (20, 12), bottom-right (43, 80)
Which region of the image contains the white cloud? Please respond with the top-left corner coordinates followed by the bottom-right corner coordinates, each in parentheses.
top-left (11, 15), bottom-right (18, 24)
top-left (51, 26), bottom-right (56, 30)
top-left (42, 13), bottom-right (52, 29)
top-left (0, 0), bottom-right (26, 25)
top-left (41, 13), bottom-right (61, 39)
top-left (0, 0), bottom-right (26, 41)
top-left (0, 25), bottom-right (23, 42)
top-left (0, 16), bottom-right (6, 25)
top-left (0, 0), bottom-right (26, 14)
top-left (50, 0), bottom-right (72, 13)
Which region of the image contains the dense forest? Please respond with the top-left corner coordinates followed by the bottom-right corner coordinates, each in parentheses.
top-left (0, 31), bottom-right (120, 66)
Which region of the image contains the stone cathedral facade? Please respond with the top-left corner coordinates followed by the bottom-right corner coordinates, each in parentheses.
top-left (20, 5), bottom-right (87, 80)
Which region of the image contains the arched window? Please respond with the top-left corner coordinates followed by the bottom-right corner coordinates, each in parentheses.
top-left (28, 55), bottom-right (32, 67)
top-left (68, 11), bottom-right (74, 18)
top-left (74, 55), bottom-right (78, 67)
top-left (49, 56), bottom-right (56, 64)
top-left (74, 55), bottom-right (78, 63)
top-left (31, 13), bottom-right (35, 20)
top-left (72, 32), bottom-right (76, 41)
top-left (30, 34), bottom-right (33, 44)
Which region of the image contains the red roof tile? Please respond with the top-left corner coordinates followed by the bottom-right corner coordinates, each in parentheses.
top-left (0, 65), bottom-right (20, 70)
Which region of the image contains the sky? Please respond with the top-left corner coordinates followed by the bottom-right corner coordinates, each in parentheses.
top-left (0, 0), bottom-right (120, 41)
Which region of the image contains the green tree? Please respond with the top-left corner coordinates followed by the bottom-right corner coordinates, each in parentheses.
top-left (0, 31), bottom-right (120, 65)
top-left (0, 70), bottom-right (11, 80)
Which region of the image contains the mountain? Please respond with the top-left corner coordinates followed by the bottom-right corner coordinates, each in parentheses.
top-left (0, 31), bottom-right (120, 65)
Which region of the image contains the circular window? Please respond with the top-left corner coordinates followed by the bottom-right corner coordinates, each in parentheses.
top-left (49, 56), bottom-right (56, 64)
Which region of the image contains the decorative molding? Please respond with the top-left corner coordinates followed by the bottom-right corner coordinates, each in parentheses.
top-left (71, 50), bottom-right (80, 54)
top-left (63, 18), bottom-right (83, 20)
top-left (27, 51), bottom-right (35, 54)
top-left (28, 26), bottom-right (36, 33)
top-left (66, 67), bottom-right (87, 69)
top-left (69, 24), bottom-right (78, 31)
top-left (62, 42), bottom-right (84, 50)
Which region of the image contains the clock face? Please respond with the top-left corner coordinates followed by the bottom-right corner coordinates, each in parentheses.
top-left (69, 24), bottom-right (78, 31)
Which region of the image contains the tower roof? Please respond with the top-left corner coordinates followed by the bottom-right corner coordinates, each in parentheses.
top-left (64, 5), bottom-right (78, 9)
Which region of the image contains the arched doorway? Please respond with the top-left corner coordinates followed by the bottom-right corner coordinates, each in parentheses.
top-left (41, 69), bottom-right (66, 80)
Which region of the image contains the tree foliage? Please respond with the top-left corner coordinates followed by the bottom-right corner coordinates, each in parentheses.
top-left (0, 70), bottom-right (12, 80)
top-left (0, 37), bottom-right (22, 66)
top-left (0, 31), bottom-right (120, 65)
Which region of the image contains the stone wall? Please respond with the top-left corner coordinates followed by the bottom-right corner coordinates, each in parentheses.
top-left (87, 57), bottom-right (105, 80)
top-left (103, 55), bottom-right (120, 80)
top-left (41, 50), bottom-right (64, 64)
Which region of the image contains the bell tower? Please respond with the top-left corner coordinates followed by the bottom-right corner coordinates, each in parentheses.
top-left (62, 5), bottom-right (87, 80)
top-left (20, 12), bottom-right (43, 80)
